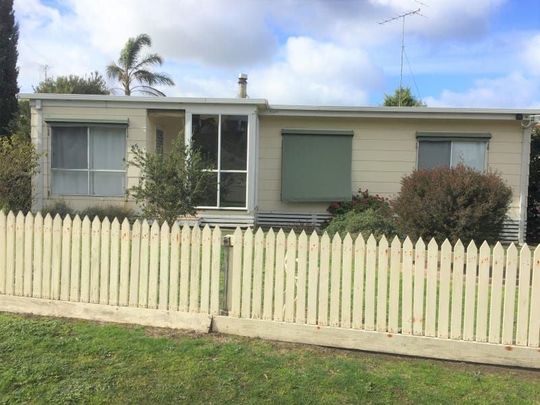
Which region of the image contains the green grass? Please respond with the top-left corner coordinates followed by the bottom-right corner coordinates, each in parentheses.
top-left (0, 313), bottom-right (538, 404)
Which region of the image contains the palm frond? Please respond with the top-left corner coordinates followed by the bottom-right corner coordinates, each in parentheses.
top-left (133, 70), bottom-right (175, 86)
top-left (131, 53), bottom-right (163, 71)
top-left (106, 63), bottom-right (124, 80)
top-left (131, 85), bottom-right (167, 97)
top-left (120, 33), bottom-right (152, 70)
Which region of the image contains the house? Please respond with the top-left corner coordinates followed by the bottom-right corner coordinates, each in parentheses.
top-left (21, 77), bottom-right (536, 243)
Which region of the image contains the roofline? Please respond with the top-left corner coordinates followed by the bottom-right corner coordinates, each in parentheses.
top-left (19, 93), bottom-right (540, 120)
top-left (19, 93), bottom-right (269, 106)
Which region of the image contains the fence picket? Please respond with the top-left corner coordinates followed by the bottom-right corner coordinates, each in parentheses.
top-left (413, 238), bottom-right (426, 336)
top-left (158, 222), bottom-right (170, 311)
top-left (32, 213), bottom-right (44, 298)
top-left (488, 242), bottom-right (504, 343)
top-left (475, 241), bottom-right (491, 342)
top-left (210, 227), bottom-right (222, 315)
top-left (98, 218), bottom-right (111, 305)
top-left (252, 228), bottom-right (265, 318)
top-left (60, 215), bottom-right (72, 301)
top-left (118, 219), bottom-right (131, 306)
top-left (274, 229), bottom-right (286, 321)
top-left (296, 231), bottom-right (308, 324)
top-left (51, 215), bottom-right (62, 300)
top-left (189, 226), bottom-right (202, 312)
top-left (401, 237), bottom-right (413, 335)
top-left (318, 232), bottom-right (330, 326)
top-left (241, 228), bottom-right (254, 318)
top-left (0, 211), bottom-right (6, 294)
top-left (231, 227), bottom-right (243, 317)
top-left (128, 221), bottom-right (141, 307)
top-left (365, 235), bottom-right (377, 331)
top-left (307, 231), bottom-right (319, 325)
top-left (109, 219), bottom-right (121, 306)
top-left (341, 234), bottom-right (353, 329)
top-left (148, 221), bottom-right (160, 309)
top-left (23, 212), bottom-right (34, 296)
top-left (528, 245), bottom-right (540, 347)
top-left (330, 234), bottom-right (342, 327)
top-left (14, 212), bottom-right (25, 296)
top-left (463, 241), bottom-right (478, 341)
top-left (69, 216), bottom-right (81, 302)
top-left (437, 240), bottom-right (452, 339)
top-left (376, 236), bottom-right (389, 332)
top-left (80, 216), bottom-right (91, 302)
top-left (168, 223), bottom-right (181, 311)
top-left (5, 212), bottom-right (16, 296)
top-left (199, 225), bottom-right (212, 314)
top-left (450, 240), bottom-right (465, 339)
top-left (502, 243), bottom-right (518, 345)
top-left (138, 220), bottom-right (150, 308)
top-left (179, 225), bottom-right (191, 312)
top-left (352, 234), bottom-right (365, 330)
top-left (262, 229), bottom-right (276, 320)
top-left (284, 230), bottom-right (296, 323)
top-left (388, 236), bottom-right (401, 334)
top-left (425, 238), bottom-right (438, 337)
top-left (516, 245), bottom-right (531, 346)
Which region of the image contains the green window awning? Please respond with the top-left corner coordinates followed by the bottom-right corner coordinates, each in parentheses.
top-left (281, 129), bottom-right (353, 202)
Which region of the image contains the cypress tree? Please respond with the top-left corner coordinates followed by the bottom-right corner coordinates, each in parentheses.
top-left (0, 0), bottom-right (19, 136)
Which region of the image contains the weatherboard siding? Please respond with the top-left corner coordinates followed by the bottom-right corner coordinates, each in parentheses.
top-left (257, 116), bottom-right (524, 220)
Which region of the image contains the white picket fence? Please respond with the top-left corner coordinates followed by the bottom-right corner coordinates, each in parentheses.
top-left (0, 210), bottom-right (539, 368)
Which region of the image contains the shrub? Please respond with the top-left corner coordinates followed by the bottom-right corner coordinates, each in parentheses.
top-left (527, 127), bottom-right (540, 243)
top-left (325, 208), bottom-right (398, 238)
top-left (327, 189), bottom-right (391, 216)
top-left (393, 165), bottom-right (512, 243)
top-left (41, 201), bottom-right (76, 218)
top-left (0, 134), bottom-right (40, 212)
top-left (80, 206), bottom-right (136, 222)
top-left (129, 137), bottom-right (214, 225)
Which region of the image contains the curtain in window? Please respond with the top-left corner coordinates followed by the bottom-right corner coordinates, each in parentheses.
top-left (417, 141), bottom-right (451, 170)
top-left (51, 127), bottom-right (88, 169)
top-left (451, 141), bottom-right (486, 171)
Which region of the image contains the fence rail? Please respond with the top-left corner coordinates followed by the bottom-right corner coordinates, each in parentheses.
top-left (0, 211), bottom-right (538, 368)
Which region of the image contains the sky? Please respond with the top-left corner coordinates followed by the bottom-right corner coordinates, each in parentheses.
top-left (13, 0), bottom-right (540, 107)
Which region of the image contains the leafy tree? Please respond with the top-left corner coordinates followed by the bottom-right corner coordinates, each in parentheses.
top-left (106, 33), bottom-right (174, 96)
top-left (383, 86), bottom-right (425, 107)
top-left (527, 127), bottom-right (540, 242)
top-left (7, 99), bottom-right (30, 139)
top-left (34, 71), bottom-right (109, 94)
top-left (0, 135), bottom-right (40, 212)
top-left (129, 137), bottom-right (213, 224)
top-left (0, 0), bottom-right (19, 136)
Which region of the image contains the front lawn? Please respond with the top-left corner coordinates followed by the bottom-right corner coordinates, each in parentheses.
top-left (0, 313), bottom-right (538, 404)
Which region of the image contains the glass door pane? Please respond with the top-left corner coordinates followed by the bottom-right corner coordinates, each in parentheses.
top-left (192, 114), bottom-right (219, 168)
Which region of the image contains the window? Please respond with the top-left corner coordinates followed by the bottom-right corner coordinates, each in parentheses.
top-left (191, 114), bottom-right (248, 208)
top-left (281, 130), bottom-right (353, 202)
top-left (417, 134), bottom-right (489, 172)
top-left (51, 125), bottom-right (126, 196)
top-left (156, 128), bottom-right (164, 155)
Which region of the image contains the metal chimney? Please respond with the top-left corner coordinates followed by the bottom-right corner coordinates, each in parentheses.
top-left (238, 73), bottom-right (248, 98)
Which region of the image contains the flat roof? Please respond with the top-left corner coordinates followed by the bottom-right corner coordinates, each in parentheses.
top-left (20, 93), bottom-right (540, 120)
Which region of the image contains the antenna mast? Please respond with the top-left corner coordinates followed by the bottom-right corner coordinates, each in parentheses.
top-left (379, 7), bottom-right (424, 106)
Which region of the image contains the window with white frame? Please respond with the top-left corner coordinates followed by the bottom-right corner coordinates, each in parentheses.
top-left (417, 137), bottom-right (488, 172)
top-left (191, 114), bottom-right (248, 208)
top-left (51, 125), bottom-right (126, 196)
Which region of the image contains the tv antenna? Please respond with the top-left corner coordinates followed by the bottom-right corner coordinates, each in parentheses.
top-left (379, 4), bottom-right (427, 106)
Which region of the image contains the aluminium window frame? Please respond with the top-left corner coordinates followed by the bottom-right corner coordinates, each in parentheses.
top-left (415, 132), bottom-right (491, 172)
top-left (185, 109), bottom-right (253, 211)
top-left (48, 123), bottom-right (128, 198)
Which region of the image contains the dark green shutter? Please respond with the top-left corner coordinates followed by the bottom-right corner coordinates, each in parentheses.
top-left (281, 130), bottom-right (353, 202)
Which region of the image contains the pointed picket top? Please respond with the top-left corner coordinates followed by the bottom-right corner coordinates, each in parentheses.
top-left (212, 225), bottom-right (222, 238)
top-left (391, 235), bottom-right (400, 248)
top-left (202, 224), bottom-right (212, 240)
top-left (111, 217), bottom-right (120, 227)
top-left (255, 227), bottom-right (265, 240)
top-left (480, 240), bottom-right (490, 251)
top-left (343, 232), bottom-right (353, 246)
top-left (427, 237), bottom-right (438, 250)
top-left (53, 213), bottom-right (62, 227)
top-left (245, 227), bottom-right (254, 238)
top-left (181, 223), bottom-right (190, 235)
top-left (534, 244), bottom-right (540, 257)
top-left (403, 235), bottom-right (413, 250)
top-left (355, 233), bottom-right (365, 246)
top-left (16, 210), bottom-right (25, 222)
top-left (286, 228), bottom-right (296, 240)
top-left (160, 220), bottom-right (170, 236)
top-left (170, 220), bottom-right (180, 235)
top-left (91, 215), bottom-right (101, 227)
top-left (440, 238), bottom-right (451, 250)
top-left (72, 213), bottom-right (81, 223)
top-left (267, 227), bottom-right (275, 240)
top-left (81, 215), bottom-right (90, 228)
top-left (202, 223), bottom-right (211, 233)
top-left (7, 210), bottom-right (16, 222)
top-left (34, 211), bottom-right (42, 221)
top-left (24, 210), bottom-right (33, 224)
top-left (62, 213), bottom-right (72, 227)
top-left (121, 217), bottom-right (130, 230)
top-left (453, 238), bottom-right (464, 252)
top-left (379, 235), bottom-right (389, 249)
top-left (367, 233), bottom-right (377, 246)
top-left (309, 229), bottom-right (319, 241)
top-left (331, 232), bottom-right (341, 247)
top-left (466, 239), bottom-right (477, 251)
top-left (276, 228), bottom-right (286, 241)
top-left (150, 219), bottom-right (160, 234)
top-left (415, 237), bottom-right (425, 250)
top-left (507, 242), bottom-right (517, 257)
top-left (520, 243), bottom-right (530, 256)
top-left (320, 231), bottom-right (330, 245)
top-left (0, 209), bottom-right (5, 220)
top-left (233, 226), bottom-right (243, 245)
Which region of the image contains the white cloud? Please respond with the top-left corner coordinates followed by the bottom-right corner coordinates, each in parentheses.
top-left (521, 33), bottom-right (540, 76)
top-left (425, 72), bottom-right (540, 108)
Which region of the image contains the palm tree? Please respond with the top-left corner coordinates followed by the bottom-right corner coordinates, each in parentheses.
top-left (106, 34), bottom-right (174, 96)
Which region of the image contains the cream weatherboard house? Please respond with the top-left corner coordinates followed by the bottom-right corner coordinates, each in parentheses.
top-left (22, 90), bottom-right (535, 243)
